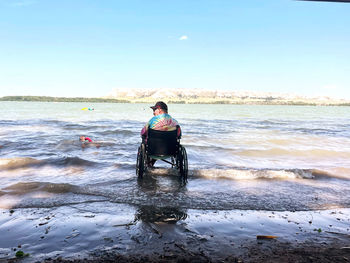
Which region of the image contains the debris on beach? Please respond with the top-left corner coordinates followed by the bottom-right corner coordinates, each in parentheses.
top-left (341, 247), bottom-right (350, 250)
top-left (256, 235), bottom-right (277, 239)
top-left (15, 250), bottom-right (29, 258)
top-left (65, 230), bottom-right (80, 239)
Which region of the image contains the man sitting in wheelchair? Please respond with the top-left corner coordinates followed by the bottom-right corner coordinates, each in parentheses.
top-left (137, 101), bottom-right (187, 180)
top-left (141, 101), bottom-right (181, 138)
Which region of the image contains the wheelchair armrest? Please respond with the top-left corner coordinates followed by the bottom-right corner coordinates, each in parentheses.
top-left (176, 125), bottom-right (182, 139)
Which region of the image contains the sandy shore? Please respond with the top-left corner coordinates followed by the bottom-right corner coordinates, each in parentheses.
top-left (1, 203), bottom-right (350, 262)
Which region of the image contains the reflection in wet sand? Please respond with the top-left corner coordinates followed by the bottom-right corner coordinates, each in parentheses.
top-left (135, 205), bottom-right (187, 224)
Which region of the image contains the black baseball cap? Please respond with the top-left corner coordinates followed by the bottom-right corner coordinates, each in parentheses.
top-left (150, 101), bottom-right (168, 111)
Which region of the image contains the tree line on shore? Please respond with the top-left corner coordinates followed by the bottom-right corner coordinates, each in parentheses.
top-left (0, 96), bottom-right (128, 103)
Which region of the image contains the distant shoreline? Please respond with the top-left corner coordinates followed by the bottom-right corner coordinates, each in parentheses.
top-left (1, 95), bottom-right (350, 106)
top-left (0, 96), bottom-right (129, 103)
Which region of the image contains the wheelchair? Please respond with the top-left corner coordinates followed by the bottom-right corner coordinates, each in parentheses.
top-left (136, 126), bottom-right (188, 181)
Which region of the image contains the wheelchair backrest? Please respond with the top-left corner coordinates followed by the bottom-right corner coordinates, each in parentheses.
top-left (147, 127), bottom-right (179, 156)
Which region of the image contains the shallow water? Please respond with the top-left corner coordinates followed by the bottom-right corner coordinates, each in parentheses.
top-left (1, 102), bottom-right (350, 211)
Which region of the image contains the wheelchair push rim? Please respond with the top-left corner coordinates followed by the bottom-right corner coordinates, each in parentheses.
top-left (136, 144), bottom-right (146, 178)
top-left (177, 145), bottom-right (188, 180)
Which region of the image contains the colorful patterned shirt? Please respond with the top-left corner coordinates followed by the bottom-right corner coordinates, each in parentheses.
top-left (141, 113), bottom-right (181, 137)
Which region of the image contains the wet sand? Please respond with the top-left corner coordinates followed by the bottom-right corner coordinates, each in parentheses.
top-left (1, 203), bottom-right (350, 262)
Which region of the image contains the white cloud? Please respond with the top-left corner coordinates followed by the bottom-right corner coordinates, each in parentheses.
top-left (179, 35), bottom-right (188, 41)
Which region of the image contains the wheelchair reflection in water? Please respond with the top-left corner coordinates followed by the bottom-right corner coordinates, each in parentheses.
top-left (136, 125), bottom-right (188, 182)
top-left (135, 205), bottom-right (187, 224)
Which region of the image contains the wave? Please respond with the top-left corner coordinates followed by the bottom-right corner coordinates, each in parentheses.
top-left (0, 181), bottom-right (107, 209)
top-left (0, 156), bottom-right (98, 171)
top-left (98, 129), bottom-right (136, 136)
top-left (3, 181), bottom-right (78, 194)
top-left (190, 168), bottom-right (350, 181)
top-left (2, 169), bottom-right (349, 211)
top-left (137, 166), bottom-right (350, 181)
top-left (51, 156), bottom-right (97, 166)
top-left (147, 167), bottom-right (314, 180)
top-left (193, 168), bottom-right (316, 179)
top-left (0, 157), bottom-right (43, 170)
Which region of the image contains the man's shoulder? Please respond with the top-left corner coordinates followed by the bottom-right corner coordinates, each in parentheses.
top-left (148, 113), bottom-right (179, 127)
top-left (150, 113), bottom-right (169, 121)
top-left (148, 115), bottom-right (162, 122)
top-left (166, 114), bottom-right (178, 123)
top-left (163, 113), bottom-right (176, 119)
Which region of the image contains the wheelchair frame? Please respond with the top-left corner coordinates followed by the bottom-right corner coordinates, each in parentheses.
top-left (136, 126), bottom-right (188, 181)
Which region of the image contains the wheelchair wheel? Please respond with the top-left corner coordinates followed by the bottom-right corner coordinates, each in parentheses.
top-left (136, 144), bottom-right (146, 178)
top-left (178, 145), bottom-right (188, 180)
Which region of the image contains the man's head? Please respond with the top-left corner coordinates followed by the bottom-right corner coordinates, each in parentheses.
top-left (150, 101), bottom-right (168, 115)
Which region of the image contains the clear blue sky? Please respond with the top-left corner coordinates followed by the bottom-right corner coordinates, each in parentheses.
top-left (0, 0), bottom-right (349, 98)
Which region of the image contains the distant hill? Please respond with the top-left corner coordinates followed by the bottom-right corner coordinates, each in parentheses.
top-left (106, 88), bottom-right (350, 106)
